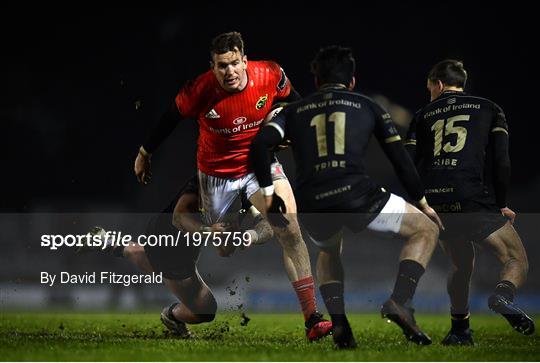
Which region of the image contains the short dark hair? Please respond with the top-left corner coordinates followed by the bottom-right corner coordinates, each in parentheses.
top-left (210, 31), bottom-right (244, 57)
top-left (428, 59), bottom-right (467, 88)
top-left (311, 46), bottom-right (355, 85)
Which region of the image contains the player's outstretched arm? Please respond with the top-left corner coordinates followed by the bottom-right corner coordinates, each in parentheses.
top-left (134, 103), bottom-right (182, 184)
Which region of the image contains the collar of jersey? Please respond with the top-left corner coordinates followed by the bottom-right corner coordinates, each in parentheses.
top-left (319, 83), bottom-right (348, 90)
top-left (440, 90), bottom-right (466, 98)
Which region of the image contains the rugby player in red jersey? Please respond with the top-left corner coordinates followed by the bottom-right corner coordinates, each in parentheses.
top-left (134, 31), bottom-right (331, 341)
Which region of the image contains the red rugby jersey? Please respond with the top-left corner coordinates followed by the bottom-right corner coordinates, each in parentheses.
top-left (175, 60), bottom-right (291, 178)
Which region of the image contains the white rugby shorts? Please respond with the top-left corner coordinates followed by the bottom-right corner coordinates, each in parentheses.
top-left (198, 162), bottom-right (287, 225)
top-left (366, 193), bottom-right (406, 233)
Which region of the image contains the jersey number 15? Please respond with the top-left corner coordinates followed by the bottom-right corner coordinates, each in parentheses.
top-left (431, 115), bottom-right (470, 156)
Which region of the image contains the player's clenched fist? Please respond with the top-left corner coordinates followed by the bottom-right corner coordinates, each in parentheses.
top-left (501, 207), bottom-right (516, 224)
top-left (134, 146), bottom-right (152, 184)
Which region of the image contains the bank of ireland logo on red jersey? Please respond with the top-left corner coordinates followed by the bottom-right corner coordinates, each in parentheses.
top-left (233, 116), bottom-right (247, 125)
top-left (256, 94), bottom-right (268, 110)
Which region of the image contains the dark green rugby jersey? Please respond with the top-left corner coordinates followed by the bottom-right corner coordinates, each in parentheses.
top-left (268, 85), bottom-right (405, 210)
top-left (406, 91), bottom-right (509, 205)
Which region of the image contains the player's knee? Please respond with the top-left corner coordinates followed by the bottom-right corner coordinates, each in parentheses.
top-left (124, 244), bottom-right (144, 260)
top-left (418, 218), bottom-right (439, 245)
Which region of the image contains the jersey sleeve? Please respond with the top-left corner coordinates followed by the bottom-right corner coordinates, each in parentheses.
top-left (489, 102), bottom-right (511, 208)
top-left (491, 103), bottom-right (509, 136)
top-left (250, 125), bottom-right (284, 190)
top-left (372, 101), bottom-right (402, 144)
top-left (174, 72), bottom-right (211, 119)
top-left (405, 111), bottom-right (420, 146)
top-left (142, 102), bottom-right (182, 153)
top-left (267, 61), bottom-right (291, 100)
top-left (405, 111), bottom-right (421, 162)
top-left (264, 106), bottom-right (287, 140)
top-left (371, 100), bottom-right (425, 201)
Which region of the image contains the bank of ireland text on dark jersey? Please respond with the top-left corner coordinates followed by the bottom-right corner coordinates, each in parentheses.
top-left (270, 88), bottom-right (402, 211)
top-left (406, 91), bottom-right (509, 205)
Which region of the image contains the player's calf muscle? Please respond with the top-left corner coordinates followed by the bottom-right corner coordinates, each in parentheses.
top-left (486, 226), bottom-right (528, 267)
top-left (399, 214), bottom-right (438, 267)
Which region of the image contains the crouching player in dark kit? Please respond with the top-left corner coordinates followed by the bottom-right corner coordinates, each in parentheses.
top-left (80, 176), bottom-right (273, 338)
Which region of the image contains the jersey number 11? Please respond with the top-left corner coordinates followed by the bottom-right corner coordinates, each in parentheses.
top-left (310, 112), bottom-right (346, 158)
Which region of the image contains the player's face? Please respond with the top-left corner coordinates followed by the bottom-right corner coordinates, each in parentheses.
top-left (427, 79), bottom-right (443, 101)
top-left (211, 48), bottom-right (248, 93)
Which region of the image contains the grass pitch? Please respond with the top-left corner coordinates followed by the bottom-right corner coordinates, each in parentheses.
top-left (1, 312), bottom-right (538, 361)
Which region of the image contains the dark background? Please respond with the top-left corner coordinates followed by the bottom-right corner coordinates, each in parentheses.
top-left (1, 4), bottom-right (539, 313)
top-left (2, 4), bottom-right (538, 212)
